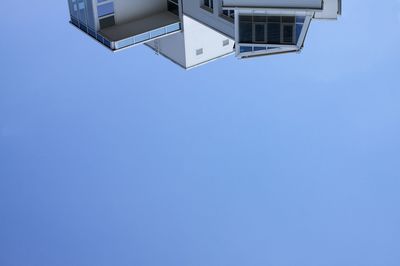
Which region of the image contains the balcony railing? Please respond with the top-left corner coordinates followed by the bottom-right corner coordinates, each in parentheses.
top-left (70, 16), bottom-right (113, 49)
top-left (114, 22), bottom-right (181, 50)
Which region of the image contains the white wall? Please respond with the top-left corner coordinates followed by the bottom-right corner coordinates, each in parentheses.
top-left (183, 0), bottom-right (235, 38)
top-left (183, 15), bottom-right (234, 68)
top-left (146, 15), bottom-right (235, 69)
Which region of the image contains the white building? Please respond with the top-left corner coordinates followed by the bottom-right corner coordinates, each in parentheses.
top-left (67, 0), bottom-right (341, 69)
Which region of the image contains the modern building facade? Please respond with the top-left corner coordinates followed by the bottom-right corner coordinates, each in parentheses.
top-left (67, 0), bottom-right (341, 69)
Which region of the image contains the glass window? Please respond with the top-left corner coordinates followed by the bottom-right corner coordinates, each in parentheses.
top-left (167, 0), bottom-right (179, 16)
top-left (254, 46), bottom-right (266, 51)
top-left (255, 24), bottom-right (265, 43)
top-left (202, 0), bottom-right (213, 11)
top-left (240, 46), bottom-right (252, 53)
top-left (135, 33), bottom-right (150, 43)
top-left (283, 25), bottom-right (294, 43)
top-left (151, 28), bottom-right (166, 38)
top-left (97, 3), bottom-right (114, 17)
top-left (238, 15), bottom-right (303, 45)
top-left (222, 9), bottom-right (235, 21)
top-left (239, 16), bottom-right (252, 43)
top-left (116, 38), bottom-right (134, 49)
top-left (267, 23), bottom-right (281, 44)
top-left (166, 23), bottom-right (181, 33)
top-left (296, 24), bottom-right (304, 42)
top-left (99, 16), bottom-right (115, 29)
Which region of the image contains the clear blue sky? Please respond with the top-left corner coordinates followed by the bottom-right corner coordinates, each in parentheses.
top-left (1, 1), bottom-right (400, 266)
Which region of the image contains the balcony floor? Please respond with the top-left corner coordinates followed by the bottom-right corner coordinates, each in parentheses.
top-left (99, 11), bottom-right (180, 42)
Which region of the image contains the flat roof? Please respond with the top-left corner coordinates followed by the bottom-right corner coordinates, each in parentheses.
top-left (99, 11), bottom-right (180, 41)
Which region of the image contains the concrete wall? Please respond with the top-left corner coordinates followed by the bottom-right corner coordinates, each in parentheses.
top-left (223, 0), bottom-right (323, 9)
top-left (314, 0), bottom-right (341, 19)
top-left (113, 0), bottom-right (167, 24)
top-left (147, 32), bottom-right (187, 67)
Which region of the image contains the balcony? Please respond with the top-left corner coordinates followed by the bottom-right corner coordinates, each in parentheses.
top-left (99, 11), bottom-right (181, 50)
top-left (96, 0), bottom-right (181, 50)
